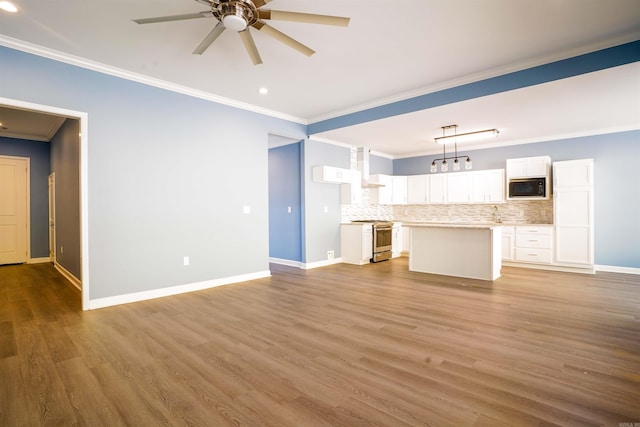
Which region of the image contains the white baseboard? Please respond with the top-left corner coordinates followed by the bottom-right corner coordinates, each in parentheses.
top-left (86, 270), bottom-right (271, 310)
top-left (301, 257), bottom-right (343, 270)
top-left (54, 262), bottom-right (82, 291)
top-left (502, 261), bottom-right (640, 276)
top-left (270, 257), bottom-right (345, 270)
top-left (269, 257), bottom-right (303, 268)
top-left (502, 261), bottom-right (595, 274)
top-left (28, 257), bottom-right (51, 264)
top-left (595, 264), bottom-right (640, 275)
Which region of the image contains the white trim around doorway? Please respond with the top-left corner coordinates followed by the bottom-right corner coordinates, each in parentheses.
top-left (0, 96), bottom-right (90, 310)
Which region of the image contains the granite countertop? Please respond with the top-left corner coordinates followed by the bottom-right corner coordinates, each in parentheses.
top-left (402, 222), bottom-right (500, 229)
top-left (401, 221), bottom-right (554, 228)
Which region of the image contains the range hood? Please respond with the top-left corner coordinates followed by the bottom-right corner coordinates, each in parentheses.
top-left (357, 147), bottom-right (385, 188)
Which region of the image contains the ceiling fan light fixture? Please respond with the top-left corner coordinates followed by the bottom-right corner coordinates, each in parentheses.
top-left (222, 14), bottom-right (247, 31)
top-left (0, 1), bottom-right (17, 13)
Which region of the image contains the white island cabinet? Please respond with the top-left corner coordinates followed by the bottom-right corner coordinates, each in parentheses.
top-left (407, 224), bottom-right (502, 281)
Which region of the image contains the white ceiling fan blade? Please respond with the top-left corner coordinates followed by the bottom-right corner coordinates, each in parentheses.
top-left (239, 30), bottom-right (263, 65)
top-left (254, 22), bottom-right (315, 57)
top-left (258, 10), bottom-right (350, 27)
top-left (133, 11), bottom-right (211, 25)
top-left (193, 22), bottom-right (226, 55)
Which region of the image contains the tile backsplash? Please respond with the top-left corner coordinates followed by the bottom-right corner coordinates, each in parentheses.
top-left (342, 196), bottom-right (553, 224)
top-left (342, 187), bottom-right (394, 221)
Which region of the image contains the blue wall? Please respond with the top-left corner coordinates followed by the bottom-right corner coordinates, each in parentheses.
top-left (1, 45), bottom-right (306, 302)
top-left (394, 130), bottom-right (640, 268)
top-left (268, 142), bottom-right (302, 262)
top-left (0, 136), bottom-right (50, 258)
top-left (369, 153), bottom-right (393, 175)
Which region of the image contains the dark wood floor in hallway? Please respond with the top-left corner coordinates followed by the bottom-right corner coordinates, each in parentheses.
top-left (1, 259), bottom-right (639, 426)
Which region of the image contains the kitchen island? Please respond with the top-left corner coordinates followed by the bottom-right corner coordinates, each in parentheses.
top-left (406, 223), bottom-right (502, 281)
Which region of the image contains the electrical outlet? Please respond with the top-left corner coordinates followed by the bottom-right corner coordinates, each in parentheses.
top-left (327, 250), bottom-right (334, 260)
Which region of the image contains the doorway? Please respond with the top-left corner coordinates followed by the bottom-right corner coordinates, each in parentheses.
top-left (0, 96), bottom-right (89, 310)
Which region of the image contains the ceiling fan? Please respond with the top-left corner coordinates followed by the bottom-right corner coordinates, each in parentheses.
top-left (133, 0), bottom-right (350, 65)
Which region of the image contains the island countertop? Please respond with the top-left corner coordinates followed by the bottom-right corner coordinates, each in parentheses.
top-left (402, 222), bottom-right (502, 229)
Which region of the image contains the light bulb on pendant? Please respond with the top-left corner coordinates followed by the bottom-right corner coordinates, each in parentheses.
top-left (441, 159), bottom-right (448, 172)
top-left (430, 161), bottom-right (437, 173)
top-left (453, 158), bottom-right (460, 171)
top-left (465, 157), bottom-right (472, 170)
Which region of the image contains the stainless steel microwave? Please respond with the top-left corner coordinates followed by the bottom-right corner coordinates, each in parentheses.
top-left (508, 177), bottom-right (547, 198)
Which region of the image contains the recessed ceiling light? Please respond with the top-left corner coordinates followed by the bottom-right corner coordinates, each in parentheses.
top-left (258, 87), bottom-right (268, 95)
top-left (0, 1), bottom-right (18, 13)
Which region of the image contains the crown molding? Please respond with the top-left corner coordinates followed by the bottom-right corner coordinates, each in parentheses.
top-left (0, 35), bottom-right (307, 125)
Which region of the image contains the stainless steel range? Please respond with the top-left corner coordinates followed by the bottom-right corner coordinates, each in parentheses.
top-left (352, 220), bottom-right (393, 262)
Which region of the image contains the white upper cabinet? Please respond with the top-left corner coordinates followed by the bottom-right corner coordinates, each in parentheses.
top-left (506, 156), bottom-right (551, 178)
top-left (369, 174), bottom-right (393, 205)
top-left (428, 173), bottom-right (447, 203)
top-left (407, 175), bottom-right (429, 204)
top-left (471, 169), bottom-right (505, 203)
top-left (313, 166), bottom-right (352, 184)
top-left (391, 176), bottom-right (408, 204)
top-left (447, 172), bottom-right (472, 203)
top-left (340, 171), bottom-right (362, 205)
top-left (553, 159), bottom-right (593, 189)
top-left (369, 169), bottom-right (504, 205)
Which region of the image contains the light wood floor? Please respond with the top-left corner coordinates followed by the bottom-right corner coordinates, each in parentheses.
top-left (1, 259), bottom-right (639, 426)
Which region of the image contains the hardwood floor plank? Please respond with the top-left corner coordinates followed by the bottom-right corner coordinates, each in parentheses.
top-left (1, 260), bottom-right (639, 426)
top-left (0, 320), bottom-right (17, 358)
top-left (12, 321), bottom-right (79, 425)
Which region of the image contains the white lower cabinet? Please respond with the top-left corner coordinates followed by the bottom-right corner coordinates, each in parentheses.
top-left (341, 223), bottom-right (373, 265)
top-left (392, 223), bottom-right (403, 257)
top-left (514, 226), bottom-right (554, 264)
top-left (501, 226), bottom-right (515, 261)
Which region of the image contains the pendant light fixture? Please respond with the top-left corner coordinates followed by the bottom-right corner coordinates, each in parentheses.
top-left (430, 125), bottom-right (496, 173)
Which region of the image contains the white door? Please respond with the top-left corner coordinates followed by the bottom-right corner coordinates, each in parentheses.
top-left (0, 156), bottom-right (28, 265)
top-left (48, 173), bottom-right (56, 261)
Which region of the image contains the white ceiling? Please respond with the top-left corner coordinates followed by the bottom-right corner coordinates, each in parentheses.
top-left (1, 0), bottom-right (639, 153)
